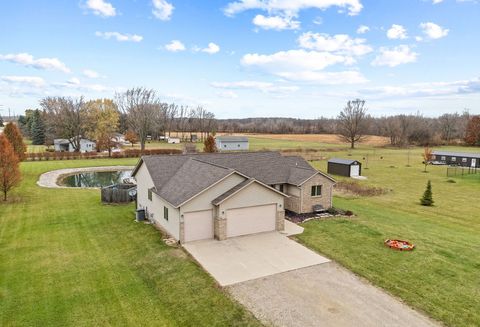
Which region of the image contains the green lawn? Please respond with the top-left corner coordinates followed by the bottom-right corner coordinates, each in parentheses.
top-left (297, 146), bottom-right (480, 327)
top-left (0, 159), bottom-right (260, 326)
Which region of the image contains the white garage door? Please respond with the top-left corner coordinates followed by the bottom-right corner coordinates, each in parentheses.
top-left (226, 204), bottom-right (276, 238)
top-left (184, 210), bottom-right (213, 242)
top-left (350, 165), bottom-right (360, 177)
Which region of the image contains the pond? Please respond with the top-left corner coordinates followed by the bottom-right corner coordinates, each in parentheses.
top-left (60, 170), bottom-right (133, 188)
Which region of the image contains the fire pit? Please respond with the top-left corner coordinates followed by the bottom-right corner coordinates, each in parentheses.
top-left (384, 239), bottom-right (415, 251)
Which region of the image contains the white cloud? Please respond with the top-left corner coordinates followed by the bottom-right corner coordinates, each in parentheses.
top-left (253, 14), bottom-right (300, 30)
top-left (83, 69), bottom-right (101, 78)
top-left (217, 90), bottom-right (239, 98)
top-left (387, 24), bottom-right (408, 39)
top-left (165, 40), bottom-right (186, 52)
top-left (297, 32), bottom-right (372, 56)
top-left (95, 31), bottom-right (143, 42)
top-left (199, 43), bottom-right (220, 54)
top-left (66, 77), bottom-right (81, 85)
top-left (1, 75), bottom-right (46, 88)
top-left (432, 0), bottom-right (443, 4)
top-left (211, 80), bottom-right (299, 94)
top-left (224, 0), bottom-right (363, 17)
top-left (356, 25), bottom-right (370, 34)
top-left (152, 0), bottom-right (174, 21)
top-left (371, 45), bottom-right (418, 67)
top-left (276, 71), bottom-right (368, 84)
top-left (420, 22), bottom-right (449, 39)
top-left (0, 53), bottom-right (70, 73)
top-left (85, 0), bottom-right (116, 17)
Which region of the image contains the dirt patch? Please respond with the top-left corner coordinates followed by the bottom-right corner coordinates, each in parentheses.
top-left (335, 180), bottom-right (390, 197)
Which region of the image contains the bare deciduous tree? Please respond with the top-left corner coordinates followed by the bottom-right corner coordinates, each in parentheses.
top-left (336, 99), bottom-right (368, 149)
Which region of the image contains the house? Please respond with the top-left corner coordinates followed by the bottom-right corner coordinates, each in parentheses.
top-left (132, 152), bottom-right (335, 243)
top-left (111, 133), bottom-right (126, 144)
top-left (54, 138), bottom-right (96, 153)
top-left (431, 151), bottom-right (480, 168)
top-left (327, 158), bottom-right (362, 177)
top-left (215, 136), bottom-right (249, 151)
top-left (167, 137), bottom-right (181, 144)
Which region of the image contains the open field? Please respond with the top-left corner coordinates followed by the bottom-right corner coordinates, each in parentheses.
top-left (298, 146), bottom-right (480, 327)
top-left (0, 159), bottom-right (260, 326)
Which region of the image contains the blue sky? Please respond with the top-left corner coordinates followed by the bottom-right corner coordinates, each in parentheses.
top-left (0, 0), bottom-right (479, 118)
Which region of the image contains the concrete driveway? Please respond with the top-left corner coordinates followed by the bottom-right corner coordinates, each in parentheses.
top-left (183, 232), bottom-right (330, 286)
top-left (228, 263), bottom-right (439, 327)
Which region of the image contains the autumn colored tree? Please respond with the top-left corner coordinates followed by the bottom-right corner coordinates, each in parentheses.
top-left (3, 123), bottom-right (26, 161)
top-left (465, 115), bottom-right (480, 146)
top-left (422, 147), bottom-right (433, 172)
top-left (125, 130), bottom-right (138, 147)
top-left (0, 134), bottom-right (21, 201)
top-left (86, 99), bottom-right (120, 157)
top-left (203, 135), bottom-right (217, 153)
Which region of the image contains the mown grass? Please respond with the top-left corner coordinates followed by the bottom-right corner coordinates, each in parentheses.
top-left (296, 146), bottom-right (480, 327)
top-left (0, 159), bottom-right (260, 326)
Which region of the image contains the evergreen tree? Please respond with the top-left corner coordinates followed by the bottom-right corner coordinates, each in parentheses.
top-left (3, 123), bottom-right (26, 161)
top-left (420, 180), bottom-right (434, 206)
top-left (30, 110), bottom-right (46, 145)
top-left (203, 135), bottom-right (218, 153)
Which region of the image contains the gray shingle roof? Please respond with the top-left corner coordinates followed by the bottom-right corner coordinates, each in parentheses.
top-left (216, 136), bottom-right (248, 142)
top-left (432, 151), bottom-right (480, 158)
top-left (211, 179), bottom-right (254, 205)
top-left (135, 151), bottom-right (334, 207)
top-left (328, 158), bottom-right (360, 165)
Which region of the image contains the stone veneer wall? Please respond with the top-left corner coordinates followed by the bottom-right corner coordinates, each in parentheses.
top-left (214, 217), bottom-right (227, 241)
top-left (276, 210), bottom-right (285, 231)
top-left (300, 174), bottom-right (334, 213)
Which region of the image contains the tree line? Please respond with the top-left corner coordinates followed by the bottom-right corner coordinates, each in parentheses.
top-left (18, 87), bottom-right (217, 152)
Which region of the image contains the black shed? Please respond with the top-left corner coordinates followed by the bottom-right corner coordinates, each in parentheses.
top-left (431, 151), bottom-right (480, 168)
top-left (327, 158), bottom-right (362, 177)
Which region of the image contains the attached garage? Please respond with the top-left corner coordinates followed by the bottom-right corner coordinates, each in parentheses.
top-left (183, 209), bottom-right (213, 242)
top-left (226, 204), bottom-right (276, 238)
top-left (327, 158), bottom-right (362, 177)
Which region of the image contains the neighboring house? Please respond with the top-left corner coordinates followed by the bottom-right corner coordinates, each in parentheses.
top-left (432, 151), bottom-right (480, 168)
top-left (111, 133), bottom-right (126, 144)
top-left (54, 138), bottom-right (96, 153)
top-left (215, 136), bottom-right (249, 151)
top-left (327, 158), bottom-right (362, 177)
top-left (132, 152), bottom-right (335, 243)
top-left (167, 137), bottom-right (181, 144)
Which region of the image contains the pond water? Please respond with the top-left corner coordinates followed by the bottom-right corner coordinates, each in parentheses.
top-left (60, 170), bottom-right (132, 188)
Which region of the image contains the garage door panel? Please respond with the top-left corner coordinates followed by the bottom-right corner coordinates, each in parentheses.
top-left (227, 204), bottom-right (276, 238)
top-left (184, 210), bottom-right (213, 242)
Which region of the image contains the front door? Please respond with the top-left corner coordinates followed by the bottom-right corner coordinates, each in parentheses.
top-left (472, 158), bottom-right (477, 168)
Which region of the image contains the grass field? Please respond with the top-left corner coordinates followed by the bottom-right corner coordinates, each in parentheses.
top-left (297, 146), bottom-right (480, 327)
top-left (0, 159), bottom-right (260, 326)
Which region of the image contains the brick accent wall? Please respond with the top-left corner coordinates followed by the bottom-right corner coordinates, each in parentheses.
top-left (179, 220), bottom-right (185, 243)
top-left (300, 174), bottom-right (334, 213)
top-left (214, 217), bottom-right (226, 241)
top-left (276, 210), bottom-right (285, 231)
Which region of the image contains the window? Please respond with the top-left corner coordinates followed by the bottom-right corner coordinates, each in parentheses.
top-left (451, 157), bottom-right (456, 162)
top-left (148, 189), bottom-right (152, 201)
top-left (164, 206), bottom-right (169, 221)
top-left (279, 184), bottom-right (284, 193)
top-left (462, 158), bottom-right (468, 163)
top-left (224, 144), bottom-right (227, 148)
top-left (431, 155), bottom-right (436, 160)
top-left (441, 156), bottom-right (446, 161)
top-left (238, 144), bottom-right (240, 147)
top-left (311, 185), bottom-right (322, 197)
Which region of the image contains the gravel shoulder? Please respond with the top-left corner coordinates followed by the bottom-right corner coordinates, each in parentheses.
top-left (37, 166), bottom-right (134, 188)
top-left (228, 262), bottom-right (440, 327)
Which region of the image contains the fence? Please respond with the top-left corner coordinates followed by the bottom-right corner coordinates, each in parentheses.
top-left (24, 149), bottom-right (182, 161)
top-left (446, 166), bottom-right (479, 177)
top-left (101, 184), bottom-right (136, 203)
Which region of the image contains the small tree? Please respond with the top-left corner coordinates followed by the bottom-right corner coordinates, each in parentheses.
top-left (31, 109), bottom-right (46, 145)
top-left (0, 134), bottom-right (21, 201)
top-left (337, 99), bottom-right (368, 149)
top-left (422, 147), bottom-right (433, 172)
top-left (3, 123), bottom-right (26, 161)
top-left (420, 180), bottom-right (434, 206)
top-left (125, 130), bottom-right (138, 147)
top-left (203, 135), bottom-right (217, 153)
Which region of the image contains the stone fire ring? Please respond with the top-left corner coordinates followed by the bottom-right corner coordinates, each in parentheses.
top-left (37, 166), bottom-right (135, 189)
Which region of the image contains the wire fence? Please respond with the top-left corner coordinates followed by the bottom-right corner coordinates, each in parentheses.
top-left (446, 166), bottom-right (479, 177)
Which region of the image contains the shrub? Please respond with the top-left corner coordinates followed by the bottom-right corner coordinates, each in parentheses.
top-left (420, 180), bottom-right (434, 206)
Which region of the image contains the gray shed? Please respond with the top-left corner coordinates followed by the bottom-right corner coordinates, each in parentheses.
top-left (327, 158), bottom-right (362, 177)
top-left (215, 136), bottom-right (249, 151)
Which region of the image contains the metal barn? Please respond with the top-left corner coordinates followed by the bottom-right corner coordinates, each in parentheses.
top-left (327, 158), bottom-right (362, 177)
top-left (431, 151), bottom-right (480, 168)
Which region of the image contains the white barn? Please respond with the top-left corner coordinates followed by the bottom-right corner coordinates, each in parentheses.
top-left (215, 136), bottom-right (249, 151)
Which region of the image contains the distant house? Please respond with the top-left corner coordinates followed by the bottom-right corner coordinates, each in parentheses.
top-left (327, 158), bottom-right (362, 177)
top-left (215, 136), bottom-right (249, 151)
top-left (111, 133), bottom-right (126, 144)
top-left (431, 151), bottom-right (480, 168)
top-left (167, 137), bottom-right (181, 144)
top-left (54, 138), bottom-right (96, 153)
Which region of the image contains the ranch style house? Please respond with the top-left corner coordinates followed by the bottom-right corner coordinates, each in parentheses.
top-left (132, 151), bottom-right (335, 243)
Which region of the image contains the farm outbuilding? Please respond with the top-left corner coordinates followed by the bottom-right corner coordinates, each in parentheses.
top-left (215, 136), bottom-right (249, 151)
top-left (431, 151), bottom-right (480, 168)
top-left (327, 158), bottom-right (362, 177)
